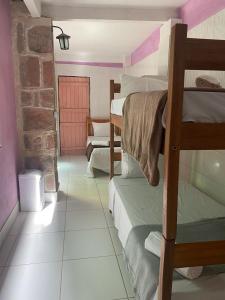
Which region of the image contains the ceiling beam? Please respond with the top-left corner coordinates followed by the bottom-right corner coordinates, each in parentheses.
top-left (23, 0), bottom-right (41, 17)
top-left (42, 4), bottom-right (178, 21)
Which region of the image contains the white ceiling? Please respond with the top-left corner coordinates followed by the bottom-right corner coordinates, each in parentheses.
top-left (53, 20), bottom-right (162, 62)
top-left (43, 0), bottom-right (187, 8)
top-left (24, 0), bottom-right (186, 63)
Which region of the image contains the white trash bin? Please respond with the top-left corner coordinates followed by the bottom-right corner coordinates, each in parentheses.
top-left (19, 170), bottom-right (45, 212)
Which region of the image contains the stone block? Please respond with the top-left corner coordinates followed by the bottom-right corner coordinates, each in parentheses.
top-left (46, 133), bottom-right (56, 149)
top-left (23, 108), bottom-right (55, 131)
top-left (20, 56), bottom-right (40, 88)
top-left (42, 61), bottom-right (54, 88)
top-left (44, 173), bottom-right (58, 192)
top-left (24, 134), bottom-right (42, 151)
top-left (25, 155), bottom-right (56, 173)
top-left (28, 26), bottom-right (53, 53)
top-left (21, 91), bottom-right (33, 106)
top-left (17, 23), bottom-right (25, 53)
top-left (40, 89), bottom-right (55, 108)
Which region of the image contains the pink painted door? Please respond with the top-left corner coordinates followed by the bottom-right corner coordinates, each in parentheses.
top-left (59, 76), bottom-right (90, 155)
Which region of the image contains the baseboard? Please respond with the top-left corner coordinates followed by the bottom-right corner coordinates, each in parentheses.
top-left (0, 202), bottom-right (19, 249)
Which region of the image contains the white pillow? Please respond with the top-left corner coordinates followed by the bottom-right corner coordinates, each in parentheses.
top-left (120, 74), bottom-right (168, 98)
top-left (121, 152), bottom-right (164, 179)
top-left (92, 122), bottom-right (110, 137)
top-left (121, 152), bottom-right (144, 178)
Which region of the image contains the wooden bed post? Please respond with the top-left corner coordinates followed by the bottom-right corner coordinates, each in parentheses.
top-left (110, 80), bottom-right (115, 179)
top-left (158, 24), bottom-right (187, 300)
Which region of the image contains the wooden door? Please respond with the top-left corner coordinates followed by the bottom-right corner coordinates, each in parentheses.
top-left (59, 76), bottom-right (90, 155)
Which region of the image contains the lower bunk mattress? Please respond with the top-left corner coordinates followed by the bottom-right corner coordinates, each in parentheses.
top-left (108, 176), bottom-right (225, 300)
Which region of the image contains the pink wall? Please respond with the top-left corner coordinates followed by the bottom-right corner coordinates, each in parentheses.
top-left (131, 0), bottom-right (225, 65)
top-left (0, 0), bottom-right (18, 229)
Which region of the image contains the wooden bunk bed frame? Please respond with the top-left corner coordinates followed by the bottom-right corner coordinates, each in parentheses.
top-left (110, 23), bottom-right (225, 300)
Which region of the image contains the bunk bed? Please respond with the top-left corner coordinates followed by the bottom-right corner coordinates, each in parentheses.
top-left (109, 24), bottom-right (225, 300)
top-left (86, 117), bottom-right (121, 176)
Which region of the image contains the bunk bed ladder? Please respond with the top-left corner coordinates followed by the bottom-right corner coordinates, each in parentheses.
top-left (110, 80), bottom-right (121, 178)
top-left (158, 24), bottom-right (225, 300)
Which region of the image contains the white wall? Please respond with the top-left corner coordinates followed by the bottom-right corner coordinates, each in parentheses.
top-left (184, 8), bottom-right (225, 205)
top-left (124, 9), bottom-right (225, 193)
top-left (55, 63), bottom-right (122, 118)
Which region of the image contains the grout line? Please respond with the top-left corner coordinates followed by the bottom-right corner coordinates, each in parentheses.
top-left (96, 180), bottom-right (129, 299)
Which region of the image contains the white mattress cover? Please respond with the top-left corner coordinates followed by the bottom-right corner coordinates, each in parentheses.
top-left (109, 176), bottom-right (225, 299)
top-left (86, 147), bottom-right (121, 177)
top-left (109, 177), bottom-right (225, 247)
top-left (87, 136), bottom-right (121, 146)
top-left (111, 91), bottom-right (225, 124)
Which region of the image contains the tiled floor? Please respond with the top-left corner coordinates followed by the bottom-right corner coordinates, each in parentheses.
top-left (0, 156), bottom-right (136, 300)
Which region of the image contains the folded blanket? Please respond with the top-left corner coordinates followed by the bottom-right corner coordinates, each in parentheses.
top-left (145, 231), bottom-right (203, 279)
top-left (122, 91), bottom-right (167, 186)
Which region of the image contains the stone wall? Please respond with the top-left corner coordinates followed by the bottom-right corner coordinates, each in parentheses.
top-left (11, 1), bottom-right (58, 192)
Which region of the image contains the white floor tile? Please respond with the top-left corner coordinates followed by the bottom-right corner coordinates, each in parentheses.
top-left (97, 183), bottom-right (109, 208)
top-left (9, 210), bottom-right (66, 235)
top-left (7, 232), bottom-right (64, 266)
top-left (67, 196), bottom-right (102, 211)
top-left (0, 262), bottom-right (61, 300)
top-left (68, 189), bottom-right (100, 203)
top-left (117, 255), bottom-right (135, 298)
top-left (94, 170), bottom-right (109, 183)
top-left (0, 235), bottom-right (18, 266)
top-left (104, 209), bottom-right (115, 227)
top-left (64, 229), bottom-right (114, 260)
top-left (61, 256), bottom-right (127, 300)
top-left (66, 210), bottom-right (107, 230)
top-left (109, 227), bottom-right (123, 255)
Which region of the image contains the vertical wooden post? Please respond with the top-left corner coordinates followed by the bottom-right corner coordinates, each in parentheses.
top-left (110, 80), bottom-right (115, 179)
top-left (158, 24), bottom-right (187, 300)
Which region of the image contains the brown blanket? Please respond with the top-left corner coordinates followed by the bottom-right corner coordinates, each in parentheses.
top-left (122, 91), bottom-right (167, 186)
top-left (86, 141), bottom-right (121, 161)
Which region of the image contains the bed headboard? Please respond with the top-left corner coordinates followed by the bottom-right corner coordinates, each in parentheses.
top-left (86, 117), bottom-right (110, 137)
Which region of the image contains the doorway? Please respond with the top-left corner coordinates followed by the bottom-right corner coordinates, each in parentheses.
top-left (58, 76), bottom-right (90, 155)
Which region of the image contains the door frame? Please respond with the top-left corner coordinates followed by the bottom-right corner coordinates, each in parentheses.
top-left (57, 75), bottom-right (90, 156)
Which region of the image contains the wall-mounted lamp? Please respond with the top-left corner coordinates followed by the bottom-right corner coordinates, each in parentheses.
top-left (53, 26), bottom-right (71, 50)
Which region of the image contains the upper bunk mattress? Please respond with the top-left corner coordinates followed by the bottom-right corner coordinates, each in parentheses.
top-left (111, 91), bottom-right (225, 123)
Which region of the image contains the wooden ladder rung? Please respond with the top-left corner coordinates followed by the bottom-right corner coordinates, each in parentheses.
top-left (180, 123), bottom-right (225, 150)
top-left (174, 240), bottom-right (225, 268)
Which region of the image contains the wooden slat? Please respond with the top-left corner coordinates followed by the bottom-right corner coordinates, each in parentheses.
top-left (159, 24), bottom-right (187, 300)
top-left (163, 24), bottom-right (187, 240)
top-left (114, 83), bottom-right (121, 94)
top-left (181, 123), bottom-right (225, 150)
top-left (185, 38), bottom-right (225, 71)
top-left (158, 238), bottom-right (175, 300)
top-left (174, 240), bottom-right (225, 268)
top-left (110, 122), bottom-right (115, 179)
top-left (111, 114), bottom-right (123, 129)
top-left (113, 152), bottom-right (121, 161)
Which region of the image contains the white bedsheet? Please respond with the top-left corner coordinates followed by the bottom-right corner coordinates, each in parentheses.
top-left (87, 136), bottom-right (121, 146)
top-left (109, 177), bottom-right (225, 299)
top-left (86, 147), bottom-right (121, 177)
top-left (109, 177), bottom-right (225, 247)
top-left (111, 91), bottom-right (225, 124)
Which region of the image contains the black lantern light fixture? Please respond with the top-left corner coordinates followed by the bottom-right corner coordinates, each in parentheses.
top-left (53, 26), bottom-right (71, 50)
